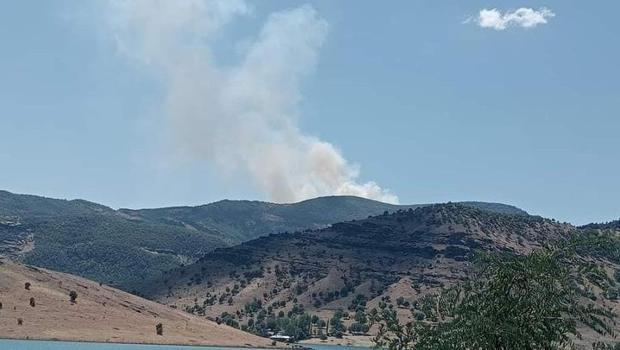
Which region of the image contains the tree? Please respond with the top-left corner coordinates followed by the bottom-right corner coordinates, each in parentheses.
top-left (329, 314), bottom-right (345, 338)
top-left (349, 322), bottom-right (370, 335)
top-left (373, 247), bottom-right (616, 350)
top-left (69, 290), bottom-right (78, 304)
top-left (354, 310), bottom-right (367, 324)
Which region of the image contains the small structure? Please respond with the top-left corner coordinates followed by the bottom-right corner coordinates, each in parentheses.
top-left (269, 334), bottom-right (292, 343)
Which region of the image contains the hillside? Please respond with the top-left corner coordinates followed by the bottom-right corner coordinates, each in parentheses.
top-left (0, 190), bottom-right (527, 293)
top-left (0, 190), bottom-right (227, 292)
top-left (581, 219), bottom-right (620, 231)
top-left (0, 259), bottom-right (274, 347)
top-left (147, 204), bottom-right (576, 331)
top-left (119, 196), bottom-right (528, 245)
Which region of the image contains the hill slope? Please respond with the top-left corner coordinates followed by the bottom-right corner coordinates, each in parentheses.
top-left (0, 190), bottom-right (527, 292)
top-left (581, 219), bottom-right (620, 231)
top-left (0, 190), bottom-right (227, 292)
top-left (0, 259), bottom-right (274, 347)
top-left (148, 204), bottom-right (620, 344)
top-left (119, 196), bottom-right (528, 245)
top-left (147, 204), bottom-right (569, 322)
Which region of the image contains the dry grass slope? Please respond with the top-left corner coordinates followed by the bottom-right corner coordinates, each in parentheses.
top-left (0, 259), bottom-right (276, 347)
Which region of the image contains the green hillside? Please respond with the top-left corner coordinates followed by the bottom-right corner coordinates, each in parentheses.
top-left (0, 190), bottom-right (226, 292)
top-left (581, 219), bottom-right (620, 230)
top-left (119, 196), bottom-right (528, 245)
top-left (0, 190), bottom-right (528, 293)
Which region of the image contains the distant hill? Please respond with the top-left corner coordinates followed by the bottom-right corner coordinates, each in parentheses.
top-left (119, 196), bottom-right (528, 245)
top-left (0, 189), bottom-right (527, 292)
top-left (0, 259), bottom-right (274, 347)
top-left (0, 190), bottom-right (227, 292)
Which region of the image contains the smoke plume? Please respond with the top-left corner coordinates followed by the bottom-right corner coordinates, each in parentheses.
top-left (104, 0), bottom-right (398, 203)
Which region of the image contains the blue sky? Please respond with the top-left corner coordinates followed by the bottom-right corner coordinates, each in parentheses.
top-left (0, 1), bottom-right (618, 224)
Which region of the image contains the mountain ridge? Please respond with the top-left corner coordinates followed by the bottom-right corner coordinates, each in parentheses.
top-left (147, 203), bottom-right (570, 315)
top-left (119, 195), bottom-right (528, 245)
top-left (0, 189), bottom-right (528, 293)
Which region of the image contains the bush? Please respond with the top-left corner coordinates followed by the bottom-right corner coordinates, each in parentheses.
top-left (348, 322), bottom-right (369, 334)
top-left (69, 290), bottom-right (78, 303)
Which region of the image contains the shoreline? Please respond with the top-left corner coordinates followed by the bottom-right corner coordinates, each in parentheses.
top-left (0, 336), bottom-right (289, 349)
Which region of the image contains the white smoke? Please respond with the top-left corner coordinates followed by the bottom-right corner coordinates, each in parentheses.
top-left (104, 0), bottom-right (398, 204)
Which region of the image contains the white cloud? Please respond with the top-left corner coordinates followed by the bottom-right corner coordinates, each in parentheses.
top-left (102, 0), bottom-right (398, 204)
top-left (471, 7), bottom-right (555, 30)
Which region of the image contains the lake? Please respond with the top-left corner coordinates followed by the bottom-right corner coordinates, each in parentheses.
top-left (0, 339), bottom-right (368, 350)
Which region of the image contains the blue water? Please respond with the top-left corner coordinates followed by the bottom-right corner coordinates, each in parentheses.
top-left (0, 339), bottom-right (368, 350)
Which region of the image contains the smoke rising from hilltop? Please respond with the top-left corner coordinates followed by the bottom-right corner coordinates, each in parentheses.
top-left (104, 0), bottom-right (398, 203)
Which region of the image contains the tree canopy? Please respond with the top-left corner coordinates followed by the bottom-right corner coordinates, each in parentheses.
top-left (373, 246), bottom-right (616, 350)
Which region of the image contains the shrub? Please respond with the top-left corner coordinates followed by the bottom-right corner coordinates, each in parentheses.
top-left (348, 322), bottom-right (369, 334)
top-left (69, 290), bottom-right (78, 304)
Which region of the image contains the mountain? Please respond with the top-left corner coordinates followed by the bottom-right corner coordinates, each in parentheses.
top-left (0, 190), bottom-right (227, 292)
top-left (145, 203), bottom-right (575, 326)
top-left (0, 189), bottom-right (527, 293)
top-left (0, 258), bottom-right (274, 347)
top-left (146, 203), bottom-right (620, 343)
top-left (119, 196), bottom-right (528, 245)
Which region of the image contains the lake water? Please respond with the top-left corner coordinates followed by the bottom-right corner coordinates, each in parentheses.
top-left (0, 339), bottom-right (368, 350)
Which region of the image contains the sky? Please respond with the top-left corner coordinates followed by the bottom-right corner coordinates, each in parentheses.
top-left (0, 1), bottom-right (618, 225)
